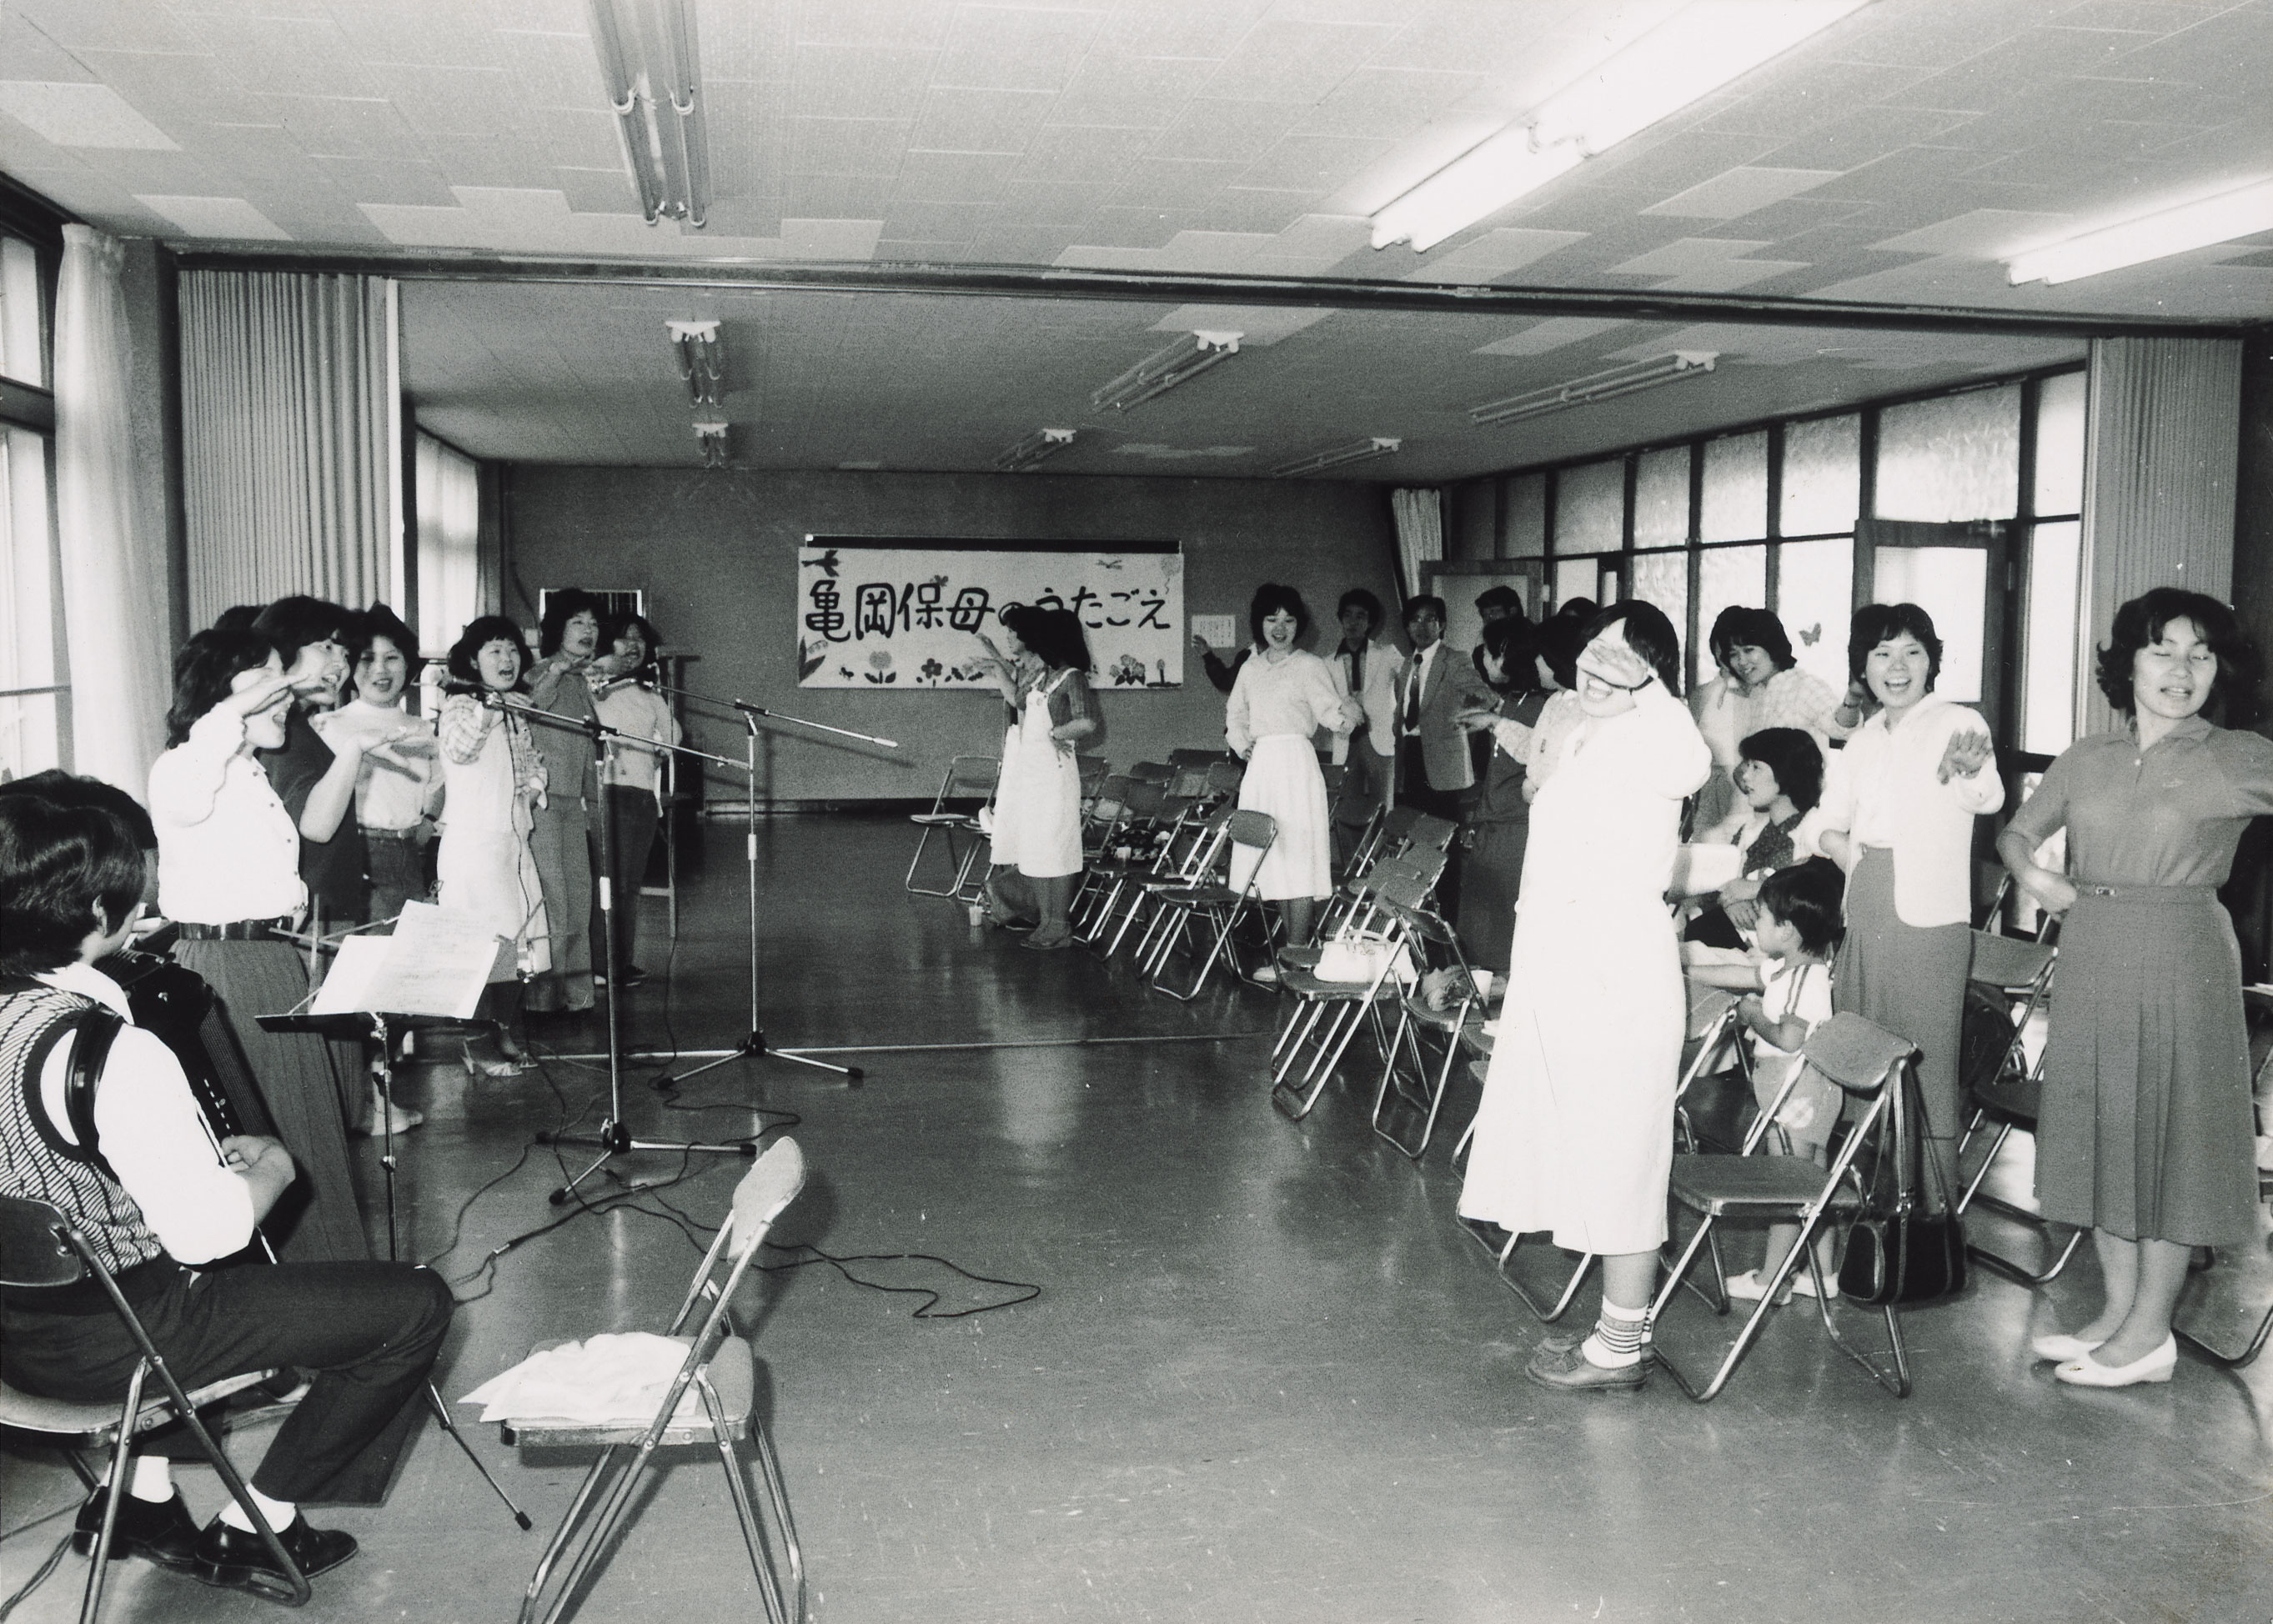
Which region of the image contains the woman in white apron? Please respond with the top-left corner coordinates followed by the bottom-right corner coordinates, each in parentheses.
top-left (976, 606), bottom-right (1096, 950)
top-left (1458, 603), bottom-right (1711, 1394)
top-left (1225, 584), bottom-right (1362, 955)
top-left (437, 616), bottom-right (551, 1065)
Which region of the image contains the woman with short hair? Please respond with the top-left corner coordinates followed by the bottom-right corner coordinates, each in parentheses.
top-left (2000, 589), bottom-right (2273, 1387)
top-left (1683, 725), bottom-right (1824, 950)
top-left (1805, 603), bottom-right (2002, 1178)
top-left (1690, 605), bottom-right (1854, 831)
top-left (976, 605), bottom-right (1098, 950)
top-left (1456, 615), bottom-right (1550, 973)
top-left (521, 592), bottom-right (605, 1012)
top-left (148, 629), bottom-right (369, 1261)
top-left (588, 610), bottom-right (681, 986)
top-left (248, 597), bottom-right (369, 930)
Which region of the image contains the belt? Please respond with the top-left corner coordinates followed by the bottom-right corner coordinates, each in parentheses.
top-left (360, 825), bottom-right (422, 843)
top-left (2075, 883), bottom-right (2217, 905)
top-left (173, 917), bottom-right (296, 941)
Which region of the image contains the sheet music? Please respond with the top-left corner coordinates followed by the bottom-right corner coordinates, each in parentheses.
top-left (309, 902), bottom-right (504, 1019)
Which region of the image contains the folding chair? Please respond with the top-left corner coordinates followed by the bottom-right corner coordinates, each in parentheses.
top-left (1270, 861), bottom-right (1438, 1120)
top-left (1475, 998), bottom-right (1752, 1323)
top-left (1953, 925), bottom-right (2081, 1286)
top-left (509, 1140), bottom-right (809, 1624)
top-left (0, 1195), bottom-right (310, 1619)
top-left (2174, 986), bottom-right (2273, 1368)
top-left (1167, 747), bottom-right (1230, 767)
top-left (1145, 811), bottom-right (1277, 1000)
top-left (1648, 1013), bottom-right (1924, 1404)
top-left (1369, 890), bottom-right (1488, 1160)
top-left (1125, 760), bottom-right (1176, 784)
top-left (1116, 801), bottom-right (1237, 966)
top-left (1344, 803), bottom-right (1419, 885)
top-left (905, 754), bottom-right (998, 900)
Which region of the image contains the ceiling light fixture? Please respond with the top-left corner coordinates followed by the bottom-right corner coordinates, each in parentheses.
top-left (1272, 437), bottom-right (1402, 479)
top-left (2005, 178), bottom-right (2273, 286)
top-left (587, 0), bottom-right (712, 228)
top-left (1371, 1), bottom-right (1872, 253)
top-left (694, 420), bottom-right (730, 469)
top-left (1091, 330), bottom-right (1243, 414)
top-left (1470, 352), bottom-right (1718, 426)
top-left (668, 318), bottom-right (725, 404)
top-left (994, 428), bottom-right (1076, 473)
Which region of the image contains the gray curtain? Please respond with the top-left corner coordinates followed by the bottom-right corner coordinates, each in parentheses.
top-left (179, 270), bottom-right (399, 629)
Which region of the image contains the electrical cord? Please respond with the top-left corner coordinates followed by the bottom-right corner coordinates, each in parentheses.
top-left (0, 1530), bottom-right (72, 1620)
top-left (755, 1243), bottom-right (1042, 1320)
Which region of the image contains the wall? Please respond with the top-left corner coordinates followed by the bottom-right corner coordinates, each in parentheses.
top-left (500, 466), bottom-right (1403, 806)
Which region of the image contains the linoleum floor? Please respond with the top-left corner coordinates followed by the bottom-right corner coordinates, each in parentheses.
top-left (5, 815), bottom-right (2271, 1624)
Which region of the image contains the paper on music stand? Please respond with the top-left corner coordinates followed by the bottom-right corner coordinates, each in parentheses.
top-left (1669, 843), bottom-right (1745, 898)
top-left (310, 903), bottom-right (505, 1019)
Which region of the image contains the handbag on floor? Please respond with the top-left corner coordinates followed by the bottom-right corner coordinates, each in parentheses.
top-left (1838, 1056), bottom-right (1969, 1306)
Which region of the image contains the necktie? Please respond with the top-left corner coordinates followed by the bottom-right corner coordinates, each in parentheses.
top-left (1403, 655), bottom-right (1423, 733)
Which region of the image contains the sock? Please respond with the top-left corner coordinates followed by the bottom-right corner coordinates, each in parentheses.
top-left (118, 1455), bottom-right (173, 1503)
top-left (218, 1486), bottom-right (296, 1533)
top-left (1580, 1299), bottom-right (1648, 1370)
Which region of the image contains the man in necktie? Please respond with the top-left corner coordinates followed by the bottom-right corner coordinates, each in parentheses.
top-left (1395, 595), bottom-right (1491, 825)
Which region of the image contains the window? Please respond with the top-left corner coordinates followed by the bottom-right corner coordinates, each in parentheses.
top-left (414, 431), bottom-right (482, 664)
top-left (1875, 385), bottom-right (2021, 523)
top-left (0, 227), bottom-right (58, 783)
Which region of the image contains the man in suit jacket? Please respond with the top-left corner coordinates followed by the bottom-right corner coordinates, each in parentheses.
top-left (1394, 595), bottom-right (1493, 824)
top-left (1329, 589), bottom-right (1402, 801)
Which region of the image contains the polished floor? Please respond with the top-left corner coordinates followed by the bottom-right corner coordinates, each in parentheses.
top-left (5, 815), bottom-right (2272, 1624)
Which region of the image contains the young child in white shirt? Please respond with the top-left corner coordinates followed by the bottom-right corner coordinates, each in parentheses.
top-left (1693, 857), bottom-right (1844, 1303)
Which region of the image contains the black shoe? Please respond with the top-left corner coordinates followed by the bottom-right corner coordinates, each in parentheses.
top-left (619, 965), bottom-right (649, 988)
top-left (73, 1487), bottom-right (202, 1571)
top-left (194, 1514), bottom-right (359, 1598)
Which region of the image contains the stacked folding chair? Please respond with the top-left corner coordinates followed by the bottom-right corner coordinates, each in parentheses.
top-left (1269, 855), bottom-right (1443, 1120)
top-left (1144, 811), bottom-right (1278, 1000)
top-left (1369, 886), bottom-right (1491, 1160)
top-left (905, 754), bottom-right (999, 901)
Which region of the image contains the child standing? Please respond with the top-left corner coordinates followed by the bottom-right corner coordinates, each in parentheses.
top-left (1693, 857), bottom-right (1845, 1301)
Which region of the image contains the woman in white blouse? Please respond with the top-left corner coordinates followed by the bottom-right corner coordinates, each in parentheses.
top-left (1690, 606), bottom-right (1857, 831)
top-left (1804, 604), bottom-right (2002, 1172)
top-left (588, 610), bottom-right (682, 986)
top-left (1225, 584), bottom-right (1362, 956)
top-left (148, 629), bottom-right (369, 1261)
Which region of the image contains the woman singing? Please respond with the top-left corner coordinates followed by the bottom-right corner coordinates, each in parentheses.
top-left (1225, 584), bottom-right (1362, 959)
top-left (148, 629), bottom-right (369, 1261)
top-left (588, 610), bottom-right (681, 986)
top-left (1999, 589), bottom-right (2273, 1388)
top-left (438, 617), bottom-right (551, 1068)
top-left (521, 592), bottom-right (605, 1013)
top-left (976, 606), bottom-right (1097, 950)
top-left (1458, 603), bottom-right (1711, 1393)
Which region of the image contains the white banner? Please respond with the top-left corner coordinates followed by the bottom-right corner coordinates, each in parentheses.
top-left (796, 539), bottom-right (1185, 689)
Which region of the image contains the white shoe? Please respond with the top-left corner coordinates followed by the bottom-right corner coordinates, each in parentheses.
top-left (359, 1083), bottom-right (423, 1135)
top-left (2054, 1335), bottom-right (2176, 1387)
top-left (1724, 1267), bottom-right (1836, 1303)
top-left (2030, 1331), bottom-right (2105, 1362)
top-left (1251, 965), bottom-right (1279, 985)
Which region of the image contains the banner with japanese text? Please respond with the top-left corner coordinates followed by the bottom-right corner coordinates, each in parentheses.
top-left (797, 538), bottom-right (1185, 689)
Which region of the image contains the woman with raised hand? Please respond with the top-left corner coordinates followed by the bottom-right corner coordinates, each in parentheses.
top-left (975, 605), bottom-right (1098, 950)
top-left (1455, 615), bottom-right (1552, 974)
top-left (1459, 602), bottom-right (1712, 1393)
top-left (1691, 606), bottom-right (1856, 832)
top-left (2000, 589), bottom-right (2273, 1389)
top-left (248, 597), bottom-right (369, 930)
top-left (1222, 584), bottom-right (1362, 960)
top-left (437, 617), bottom-right (551, 1069)
top-left (1804, 604), bottom-right (2002, 1181)
top-left (148, 629), bottom-right (369, 1261)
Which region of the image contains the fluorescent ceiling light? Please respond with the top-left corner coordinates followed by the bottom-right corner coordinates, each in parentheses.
top-left (1372, 1), bottom-right (1873, 253)
top-left (994, 428), bottom-right (1076, 474)
top-left (1470, 352), bottom-right (1717, 426)
top-left (667, 318), bottom-right (724, 405)
top-left (693, 420), bottom-right (730, 468)
top-left (1091, 330), bottom-right (1243, 414)
top-left (587, 0), bottom-right (712, 228)
top-left (1272, 438), bottom-right (1402, 479)
top-left (2005, 178), bottom-right (2273, 285)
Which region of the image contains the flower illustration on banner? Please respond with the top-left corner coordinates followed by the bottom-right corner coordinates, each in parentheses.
top-left (919, 657), bottom-right (944, 684)
top-left (1111, 654), bottom-right (1148, 687)
top-left (865, 649), bottom-right (897, 684)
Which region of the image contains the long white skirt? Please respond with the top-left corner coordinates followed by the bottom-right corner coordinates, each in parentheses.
top-left (990, 719), bottom-right (1083, 879)
top-left (437, 824), bottom-right (552, 978)
top-left (1231, 734), bottom-right (1331, 901)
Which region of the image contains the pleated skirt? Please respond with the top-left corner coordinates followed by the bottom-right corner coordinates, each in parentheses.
top-left (1833, 848), bottom-right (1970, 1140)
top-left (525, 799), bottom-right (594, 1011)
top-left (1232, 734), bottom-right (1331, 902)
top-left (2035, 885), bottom-right (2256, 1245)
top-left (170, 938), bottom-right (370, 1262)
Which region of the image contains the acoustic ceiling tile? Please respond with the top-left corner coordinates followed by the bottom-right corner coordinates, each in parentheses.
top-left (1150, 303), bottom-right (1334, 343)
top-left (935, 5), bottom-right (1104, 94)
top-left (521, 107), bottom-right (624, 173)
top-left (552, 166), bottom-right (641, 216)
top-left (909, 86), bottom-right (1055, 154)
top-left (1053, 205), bottom-right (1202, 252)
top-left (782, 174), bottom-right (898, 219)
top-left (1196, 186), bottom-right (1317, 237)
top-left (1106, 158), bottom-right (1243, 210)
top-left (1472, 317), bottom-right (1631, 357)
top-left (963, 224), bottom-right (1080, 265)
top-left (361, 65), bottom-right (522, 141)
top-left (1799, 140), bottom-right (1986, 203)
top-left (195, 16), bottom-right (381, 103)
top-left (790, 45), bottom-right (939, 122)
top-left (310, 154), bottom-right (462, 208)
top-left (1001, 178), bottom-right (1101, 226)
top-left (1405, 226), bottom-right (1590, 286)
top-left (486, 0), bottom-right (595, 31)
top-left (1696, 62), bottom-right (1942, 141)
top-left (788, 0), bottom-right (957, 53)
top-left (1236, 132), bottom-right (1386, 195)
top-left (1016, 122), bottom-right (1155, 184)
top-left (1757, 104), bottom-right (1981, 172)
top-left (329, 0), bottom-right (509, 71)
top-left (1097, 2), bottom-right (1272, 63)
top-left (1607, 238), bottom-right (1774, 277)
top-left (876, 198), bottom-right (1003, 241)
top-left (246, 93), bottom-right (429, 163)
top-left (1292, 66), bottom-right (1482, 141)
top-left (1887, 28), bottom-right (2159, 115)
top-left (890, 149), bottom-right (1018, 203)
top-left (131, 193), bottom-right (292, 238)
top-left (0, 82), bottom-right (179, 149)
top-left (10, 0), bottom-right (203, 55)
top-left (1205, 18), bottom-right (1399, 105)
top-left (788, 117), bottom-right (914, 180)
top-left (1648, 258), bottom-right (1812, 293)
top-left (1149, 99), bottom-right (1300, 165)
top-left (59, 145), bottom-right (216, 195)
top-left (1643, 166), bottom-right (1846, 220)
top-left (1869, 208), bottom-right (2069, 256)
top-left (496, 27), bottom-right (609, 112)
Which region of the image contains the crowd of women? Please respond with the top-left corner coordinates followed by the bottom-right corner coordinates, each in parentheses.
top-left (138, 589), bottom-right (678, 1262)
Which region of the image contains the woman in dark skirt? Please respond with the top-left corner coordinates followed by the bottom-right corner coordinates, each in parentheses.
top-left (2000, 588), bottom-right (2273, 1388)
top-left (1806, 604), bottom-right (2002, 1179)
top-left (1456, 616), bottom-right (1549, 974)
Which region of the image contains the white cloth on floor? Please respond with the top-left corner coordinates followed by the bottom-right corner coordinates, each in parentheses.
top-left (458, 1332), bottom-right (704, 1425)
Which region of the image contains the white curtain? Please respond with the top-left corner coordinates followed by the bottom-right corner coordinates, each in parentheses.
top-left (414, 431), bottom-right (481, 658)
top-left (55, 224), bottom-right (170, 796)
top-left (179, 270), bottom-right (401, 629)
top-left (1390, 487), bottom-right (1443, 603)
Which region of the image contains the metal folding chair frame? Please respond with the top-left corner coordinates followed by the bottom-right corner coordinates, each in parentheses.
top-left (1145, 811), bottom-right (1277, 1000)
top-left (905, 754), bottom-right (999, 900)
top-left (1952, 926), bottom-right (2084, 1286)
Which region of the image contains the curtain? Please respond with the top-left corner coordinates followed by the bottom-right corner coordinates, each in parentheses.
top-left (1390, 487), bottom-right (1443, 604)
top-left (55, 224), bottom-right (171, 796)
top-left (2079, 336), bottom-right (2243, 733)
top-left (179, 270), bottom-right (401, 629)
top-left (414, 431), bottom-right (481, 658)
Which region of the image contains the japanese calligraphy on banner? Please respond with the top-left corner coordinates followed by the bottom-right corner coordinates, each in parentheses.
top-left (797, 537), bottom-right (1185, 689)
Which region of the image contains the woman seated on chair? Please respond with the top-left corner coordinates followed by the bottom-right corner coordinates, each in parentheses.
top-left (975, 605), bottom-right (1098, 950)
top-left (0, 788), bottom-right (454, 1598)
top-left (1682, 726), bottom-right (1824, 951)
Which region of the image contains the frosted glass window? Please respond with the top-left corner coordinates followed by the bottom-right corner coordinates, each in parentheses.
top-left (1505, 474), bottom-right (1547, 558)
top-left (1781, 414), bottom-right (1859, 538)
top-left (0, 426), bottom-right (60, 777)
top-left (2024, 520), bottom-right (2082, 754)
top-left (1628, 551), bottom-right (1689, 674)
top-left (1555, 459), bottom-right (1625, 554)
top-left (1633, 447), bottom-right (1690, 547)
top-left (1695, 544), bottom-right (1769, 688)
top-left (415, 434), bottom-right (481, 664)
top-left (0, 238), bottom-right (44, 388)
top-left (1775, 537), bottom-right (1853, 698)
top-left (1876, 385), bottom-right (2021, 523)
top-left (1873, 545), bottom-right (1987, 704)
top-left (1700, 432), bottom-right (1768, 542)
top-left (1554, 556), bottom-right (1602, 613)
top-left (2033, 371), bottom-right (2085, 517)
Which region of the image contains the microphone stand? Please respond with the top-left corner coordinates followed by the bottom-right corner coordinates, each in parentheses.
top-left (644, 677), bottom-right (896, 1087)
top-left (494, 692), bottom-right (762, 1204)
